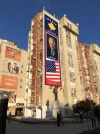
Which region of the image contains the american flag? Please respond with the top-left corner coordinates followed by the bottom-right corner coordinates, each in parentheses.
top-left (46, 60), bottom-right (61, 86)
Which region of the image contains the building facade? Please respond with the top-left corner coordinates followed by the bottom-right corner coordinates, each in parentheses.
top-left (78, 42), bottom-right (99, 104)
top-left (90, 44), bottom-right (100, 102)
top-left (0, 39), bottom-right (28, 115)
top-left (60, 15), bottom-right (84, 115)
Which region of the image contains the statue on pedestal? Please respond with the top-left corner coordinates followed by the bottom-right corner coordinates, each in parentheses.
top-left (53, 86), bottom-right (58, 101)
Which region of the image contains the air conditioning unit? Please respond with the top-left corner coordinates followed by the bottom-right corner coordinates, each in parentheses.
top-left (33, 57), bottom-right (36, 59)
top-left (39, 72), bottom-right (42, 76)
top-left (34, 42), bottom-right (36, 44)
top-left (40, 45), bottom-right (42, 50)
top-left (37, 68), bottom-right (41, 72)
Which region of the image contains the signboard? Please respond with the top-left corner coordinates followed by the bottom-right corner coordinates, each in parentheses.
top-left (5, 47), bottom-right (21, 61)
top-left (0, 75), bottom-right (18, 89)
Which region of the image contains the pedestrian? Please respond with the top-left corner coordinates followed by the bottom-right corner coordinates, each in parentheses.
top-left (97, 114), bottom-right (100, 126)
top-left (94, 106), bottom-right (100, 126)
top-left (57, 112), bottom-right (60, 127)
top-left (88, 110), bottom-right (96, 128)
top-left (79, 110), bottom-right (83, 123)
top-left (60, 110), bottom-right (64, 126)
top-left (8, 112), bottom-right (12, 123)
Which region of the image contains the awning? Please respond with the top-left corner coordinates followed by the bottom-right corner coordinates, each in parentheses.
top-left (8, 105), bottom-right (25, 108)
top-left (37, 106), bottom-right (42, 110)
top-left (16, 106), bottom-right (25, 108)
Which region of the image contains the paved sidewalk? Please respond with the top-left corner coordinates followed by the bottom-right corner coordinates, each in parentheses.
top-left (6, 120), bottom-right (100, 134)
top-left (14, 116), bottom-right (88, 124)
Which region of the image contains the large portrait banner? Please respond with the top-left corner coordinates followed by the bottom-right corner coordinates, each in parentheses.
top-left (46, 33), bottom-right (58, 61)
top-left (3, 60), bottom-right (19, 74)
top-left (44, 14), bottom-right (61, 87)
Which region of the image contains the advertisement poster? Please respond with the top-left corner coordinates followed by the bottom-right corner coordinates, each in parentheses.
top-left (0, 90), bottom-right (16, 103)
top-left (5, 47), bottom-right (21, 61)
top-left (8, 91), bottom-right (16, 103)
top-left (44, 14), bottom-right (61, 87)
top-left (3, 60), bottom-right (19, 74)
top-left (0, 75), bottom-right (18, 89)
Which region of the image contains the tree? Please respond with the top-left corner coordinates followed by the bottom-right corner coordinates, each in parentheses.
top-left (73, 99), bottom-right (96, 113)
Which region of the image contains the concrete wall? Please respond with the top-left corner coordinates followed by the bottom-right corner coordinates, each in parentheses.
top-left (60, 17), bottom-right (83, 116)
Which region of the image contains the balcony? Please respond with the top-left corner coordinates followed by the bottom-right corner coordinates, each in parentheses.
top-left (85, 76), bottom-right (90, 81)
top-left (31, 45), bottom-right (33, 51)
top-left (92, 44), bottom-right (100, 56)
top-left (79, 72), bottom-right (82, 78)
top-left (40, 32), bottom-right (43, 39)
top-left (62, 17), bottom-right (79, 36)
top-left (40, 45), bottom-right (42, 51)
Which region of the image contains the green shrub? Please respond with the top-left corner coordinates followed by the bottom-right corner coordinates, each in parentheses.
top-left (73, 99), bottom-right (96, 113)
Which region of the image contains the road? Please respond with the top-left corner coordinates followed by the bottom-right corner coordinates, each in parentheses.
top-left (6, 120), bottom-right (99, 134)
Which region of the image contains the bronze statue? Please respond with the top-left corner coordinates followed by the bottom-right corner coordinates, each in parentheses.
top-left (53, 86), bottom-right (58, 101)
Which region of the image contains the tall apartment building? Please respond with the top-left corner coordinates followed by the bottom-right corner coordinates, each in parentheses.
top-left (0, 39), bottom-right (28, 115)
top-left (78, 41), bottom-right (98, 104)
top-left (26, 9), bottom-right (84, 118)
top-left (59, 15), bottom-right (84, 115)
top-left (90, 44), bottom-right (100, 102)
top-left (26, 10), bottom-right (65, 118)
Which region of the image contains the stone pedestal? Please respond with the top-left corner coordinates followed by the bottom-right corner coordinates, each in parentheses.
top-left (46, 110), bottom-right (51, 118)
top-left (53, 101), bottom-right (60, 118)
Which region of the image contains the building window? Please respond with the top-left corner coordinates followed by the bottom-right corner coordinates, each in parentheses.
top-left (21, 70), bottom-right (23, 73)
top-left (70, 72), bottom-right (75, 83)
top-left (71, 88), bottom-right (76, 97)
top-left (20, 79), bottom-right (23, 82)
top-left (70, 24), bottom-right (72, 29)
top-left (68, 60), bottom-right (74, 68)
top-left (67, 22), bottom-right (69, 27)
top-left (80, 78), bottom-right (82, 84)
top-left (67, 40), bottom-right (72, 48)
top-left (68, 53), bottom-right (73, 62)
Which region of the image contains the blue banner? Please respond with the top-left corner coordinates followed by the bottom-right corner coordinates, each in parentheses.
top-left (45, 14), bottom-right (58, 37)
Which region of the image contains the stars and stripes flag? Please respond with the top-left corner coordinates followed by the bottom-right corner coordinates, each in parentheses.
top-left (46, 60), bottom-right (61, 86)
